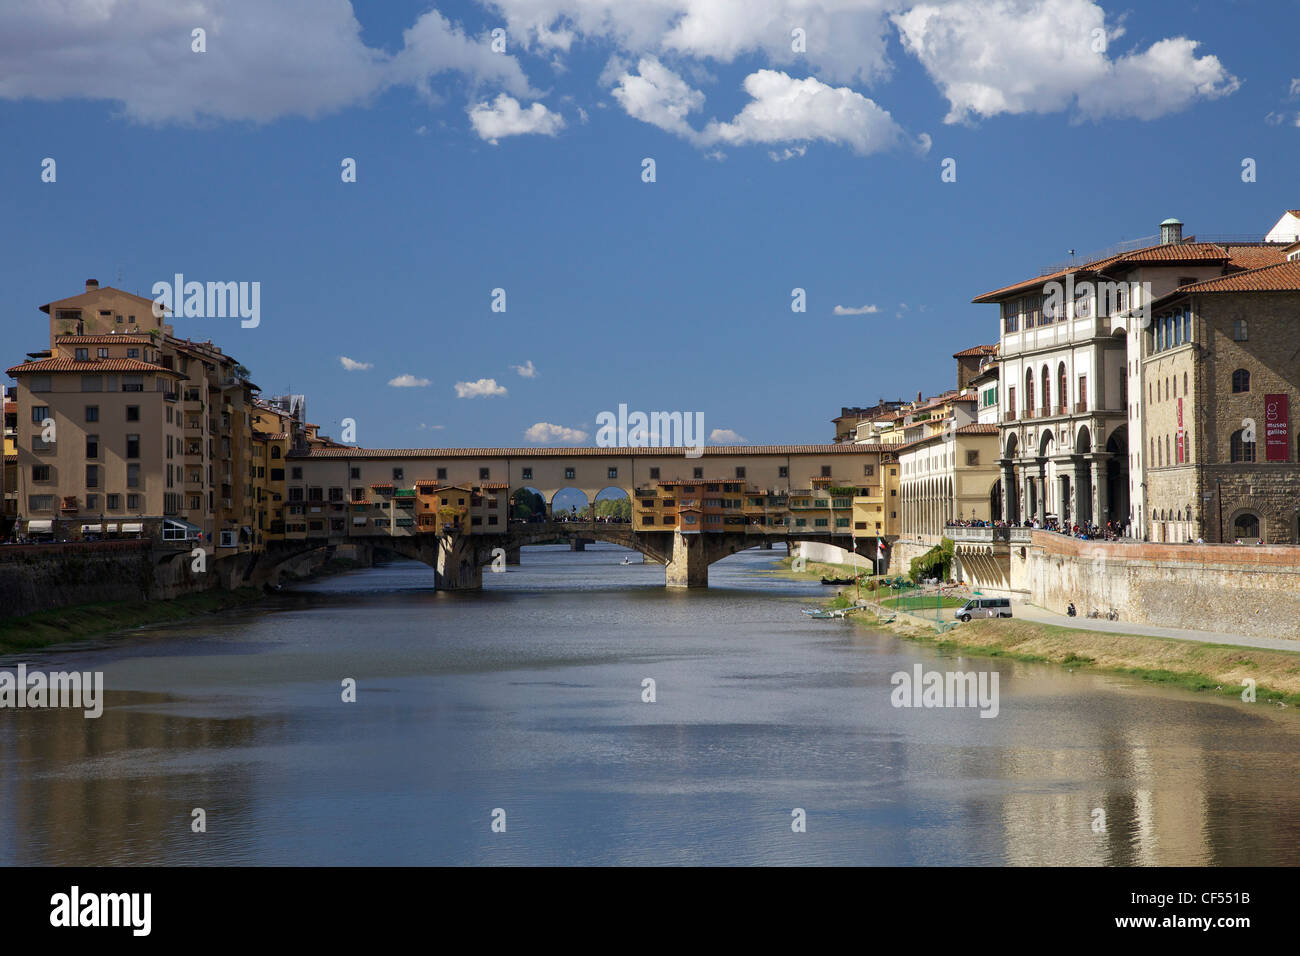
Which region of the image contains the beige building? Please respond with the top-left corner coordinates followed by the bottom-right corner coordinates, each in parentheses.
top-left (1143, 262), bottom-right (1300, 543)
top-left (6, 280), bottom-right (261, 550)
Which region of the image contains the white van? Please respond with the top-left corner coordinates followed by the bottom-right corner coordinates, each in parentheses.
top-left (954, 597), bottom-right (1012, 622)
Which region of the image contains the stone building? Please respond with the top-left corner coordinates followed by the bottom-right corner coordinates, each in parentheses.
top-left (1144, 262), bottom-right (1300, 543)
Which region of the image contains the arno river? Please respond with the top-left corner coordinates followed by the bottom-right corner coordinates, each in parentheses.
top-left (2, 543), bottom-right (1297, 866)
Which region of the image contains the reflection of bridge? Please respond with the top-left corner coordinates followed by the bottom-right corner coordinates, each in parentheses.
top-left (270, 520), bottom-right (887, 590)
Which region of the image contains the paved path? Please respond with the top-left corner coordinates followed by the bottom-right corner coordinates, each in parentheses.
top-left (1012, 601), bottom-right (1300, 653)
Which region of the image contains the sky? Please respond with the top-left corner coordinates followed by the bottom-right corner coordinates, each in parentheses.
top-left (1, 0), bottom-right (1297, 450)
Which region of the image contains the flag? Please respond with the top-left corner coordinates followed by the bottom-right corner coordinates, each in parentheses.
top-left (877, 539), bottom-right (884, 559)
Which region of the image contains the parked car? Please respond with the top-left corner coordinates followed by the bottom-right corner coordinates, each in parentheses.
top-left (954, 597), bottom-right (1013, 622)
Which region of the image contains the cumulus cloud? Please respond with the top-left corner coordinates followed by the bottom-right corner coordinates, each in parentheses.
top-left (700, 71), bottom-right (906, 155)
top-left (709, 428), bottom-right (747, 444)
top-left (833, 304), bottom-right (880, 315)
top-left (455, 378), bottom-right (508, 398)
top-left (468, 94), bottom-right (565, 143)
top-left (493, 0), bottom-right (896, 86)
top-left (894, 0), bottom-right (1238, 123)
top-left (339, 356), bottom-right (373, 371)
top-left (769, 145), bottom-right (807, 162)
top-left (0, 2), bottom-right (536, 124)
top-left (525, 422), bottom-right (589, 443)
top-left (609, 61), bottom-right (912, 157)
top-left (511, 360), bottom-right (538, 378)
top-left (610, 56), bottom-right (705, 137)
top-left (388, 374), bottom-right (430, 387)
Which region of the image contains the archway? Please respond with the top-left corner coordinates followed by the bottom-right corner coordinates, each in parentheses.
top-left (510, 486), bottom-right (549, 522)
top-left (592, 486), bottom-right (632, 525)
top-left (551, 487), bottom-right (591, 523)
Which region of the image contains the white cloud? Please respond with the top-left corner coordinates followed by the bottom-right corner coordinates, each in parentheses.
top-left (768, 145), bottom-right (807, 162)
top-left (511, 360), bottom-right (538, 378)
top-left (455, 378), bottom-right (508, 398)
top-left (494, 0), bottom-right (896, 86)
top-left (468, 94), bottom-right (566, 144)
top-left (417, 423), bottom-right (445, 430)
top-left (339, 356), bottom-right (373, 371)
top-left (894, 0), bottom-right (1238, 123)
top-left (1289, 78), bottom-right (1300, 98)
top-left (833, 304), bottom-right (880, 315)
top-left (388, 374), bottom-right (430, 387)
top-left (525, 422), bottom-right (589, 443)
top-left (0, 3), bottom-right (536, 124)
top-left (609, 61), bottom-right (911, 157)
top-left (700, 71), bottom-right (905, 155)
top-left (709, 428), bottom-right (747, 444)
top-left (610, 56), bottom-right (705, 137)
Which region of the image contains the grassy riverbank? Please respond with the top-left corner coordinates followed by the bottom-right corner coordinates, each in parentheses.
top-left (0, 587), bottom-right (269, 653)
top-left (851, 608), bottom-right (1300, 707)
top-left (764, 555), bottom-right (879, 583)
top-left (0, 556), bottom-right (364, 654)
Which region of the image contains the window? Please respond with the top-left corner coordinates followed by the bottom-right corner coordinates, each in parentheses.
top-left (75, 347), bottom-right (89, 361)
top-left (693, 467), bottom-right (704, 479)
top-left (127, 347), bottom-right (139, 358)
top-left (821, 466), bottom-right (832, 477)
top-left (98, 347), bottom-right (109, 358)
top-left (1230, 429), bottom-right (1256, 463)
top-left (80, 404), bottom-right (98, 423)
top-left (31, 405), bottom-right (51, 424)
top-left (863, 464), bottom-right (874, 476)
top-left (28, 495), bottom-right (54, 511)
top-left (122, 376), bottom-right (143, 393)
top-left (86, 464), bottom-right (98, 488)
top-left (966, 450), bottom-right (979, 466)
top-left (291, 467), bottom-right (303, 479)
top-left (1077, 376), bottom-right (1087, 412)
top-left (436, 467), bottom-right (447, 480)
top-left (1002, 299), bottom-right (1020, 333)
top-left (86, 434), bottom-right (98, 458)
top-left (474, 467), bottom-right (488, 480)
top-left (127, 464), bottom-right (141, 488)
top-left (1233, 320), bottom-right (1248, 341)
top-left (126, 434), bottom-right (140, 458)
top-left (1231, 369), bottom-right (1250, 393)
top-left (1233, 513), bottom-right (1260, 540)
top-left (608, 467), bottom-right (618, 479)
top-left (80, 375), bottom-right (102, 392)
top-left (522, 467), bottom-right (533, 481)
top-left (734, 467), bottom-right (745, 479)
top-left (390, 467), bottom-right (403, 481)
top-left (107, 494), bottom-right (120, 510)
top-left (1007, 386), bottom-right (1016, 418)
top-left (564, 467), bottom-right (576, 480)
top-left (126, 405), bottom-right (140, 421)
top-left (778, 466), bottom-right (788, 478)
top-left (32, 464), bottom-right (50, 482)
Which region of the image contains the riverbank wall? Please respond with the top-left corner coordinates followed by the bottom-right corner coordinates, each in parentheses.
top-left (0, 541), bottom-right (373, 620)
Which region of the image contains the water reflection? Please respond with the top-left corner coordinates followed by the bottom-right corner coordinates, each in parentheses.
top-left (1, 544), bottom-right (1296, 865)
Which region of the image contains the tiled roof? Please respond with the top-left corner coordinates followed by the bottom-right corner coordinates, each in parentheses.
top-left (953, 344), bottom-right (997, 358)
top-left (1223, 244), bottom-right (1291, 272)
top-left (5, 357), bottom-right (183, 375)
top-left (290, 444), bottom-right (883, 459)
top-left (1155, 259), bottom-right (1300, 298)
top-left (956, 423), bottom-right (999, 435)
top-left (369, 482), bottom-right (393, 489)
top-left (257, 432), bottom-right (288, 440)
top-left (972, 241), bottom-right (1237, 303)
top-left (479, 481), bottom-right (510, 490)
top-left (54, 334), bottom-right (153, 344)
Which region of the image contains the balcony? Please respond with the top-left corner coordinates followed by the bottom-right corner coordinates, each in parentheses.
top-left (163, 391), bottom-right (178, 403)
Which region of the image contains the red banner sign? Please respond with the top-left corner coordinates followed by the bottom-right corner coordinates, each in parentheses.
top-left (1266, 394), bottom-right (1290, 461)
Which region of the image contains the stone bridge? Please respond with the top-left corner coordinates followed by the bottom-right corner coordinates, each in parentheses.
top-left (253, 521), bottom-right (889, 590)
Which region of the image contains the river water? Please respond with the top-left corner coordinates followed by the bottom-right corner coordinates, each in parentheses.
top-left (2, 543), bottom-right (1297, 866)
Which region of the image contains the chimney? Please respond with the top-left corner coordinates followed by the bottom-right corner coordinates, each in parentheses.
top-left (85, 278), bottom-right (99, 292)
top-left (1159, 218), bottom-right (1183, 245)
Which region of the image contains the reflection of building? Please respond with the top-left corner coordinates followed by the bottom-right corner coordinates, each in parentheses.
top-left (977, 217), bottom-right (1293, 535)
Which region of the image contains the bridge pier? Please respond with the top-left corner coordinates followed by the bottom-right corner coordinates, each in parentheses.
top-left (431, 535), bottom-right (484, 590)
top-left (570, 538), bottom-right (586, 552)
top-left (505, 546), bottom-right (521, 565)
top-left (665, 531), bottom-right (710, 588)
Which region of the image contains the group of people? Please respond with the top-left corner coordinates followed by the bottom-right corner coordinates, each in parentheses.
top-left (944, 517), bottom-right (1129, 540)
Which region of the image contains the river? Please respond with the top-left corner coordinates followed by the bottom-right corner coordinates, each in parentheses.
top-left (2, 543), bottom-right (1297, 865)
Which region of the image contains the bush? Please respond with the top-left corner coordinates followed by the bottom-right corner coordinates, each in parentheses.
top-left (908, 537), bottom-right (954, 583)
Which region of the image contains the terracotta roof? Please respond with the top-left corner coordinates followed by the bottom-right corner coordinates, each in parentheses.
top-left (290, 444), bottom-right (883, 459)
top-left (1155, 259), bottom-right (1300, 298)
top-left (369, 482), bottom-right (393, 489)
top-left (54, 334), bottom-right (153, 344)
top-left (258, 432), bottom-right (288, 440)
top-left (1222, 244), bottom-right (1291, 272)
top-left (956, 423), bottom-right (999, 435)
top-left (972, 241), bottom-right (1237, 303)
top-left (5, 357), bottom-right (183, 375)
top-left (479, 482), bottom-right (510, 490)
top-left (952, 344), bottom-right (998, 358)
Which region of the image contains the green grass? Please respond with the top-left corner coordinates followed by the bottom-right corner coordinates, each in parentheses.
top-left (882, 595), bottom-right (967, 611)
top-left (0, 588), bottom-right (269, 654)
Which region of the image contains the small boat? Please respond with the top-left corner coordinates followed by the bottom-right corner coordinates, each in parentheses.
top-left (803, 606), bottom-right (855, 619)
top-left (620, 556), bottom-right (632, 565)
top-left (820, 576), bottom-right (856, 586)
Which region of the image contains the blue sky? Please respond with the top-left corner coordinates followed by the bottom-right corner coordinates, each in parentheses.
top-left (1, 0), bottom-right (1297, 448)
